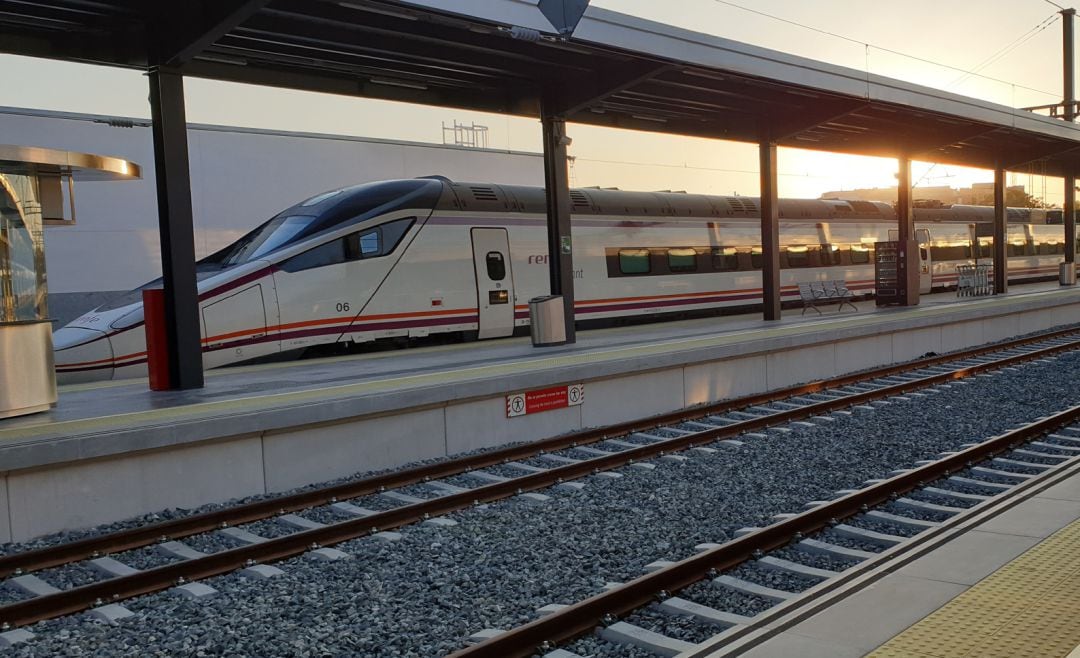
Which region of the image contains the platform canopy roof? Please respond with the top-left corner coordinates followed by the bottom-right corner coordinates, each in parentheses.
top-left (5, 0), bottom-right (1080, 175)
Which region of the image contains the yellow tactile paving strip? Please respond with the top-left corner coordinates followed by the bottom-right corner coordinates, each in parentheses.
top-left (869, 517), bottom-right (1080, 658)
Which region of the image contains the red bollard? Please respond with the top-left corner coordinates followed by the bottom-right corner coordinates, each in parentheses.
top-left (142, 288), bottom-right (171, 391)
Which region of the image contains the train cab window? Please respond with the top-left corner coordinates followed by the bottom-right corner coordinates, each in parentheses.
top-left (619, 249), bottom-right (651, 274)
top-left (849, 246), bottom-right (871, 264)
top-left (280, 237), bottom-right (349, 273)
top-left (711, 247), bottom-right (738, 271)
top-left (280, 217), bottom-right (416, 273)
top-left (359, 230), bottom-right (380, 256)
top-left (667, 248), bottom-right (697, 272)
top-left (486, 251), bottom-right (506, 280)
top-left (380, 218), bottom-right (414, 254)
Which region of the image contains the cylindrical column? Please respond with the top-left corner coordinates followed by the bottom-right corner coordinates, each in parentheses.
top-left (759, 141), bottom-right (781, 321)
top-left (149, 67), bottom-right (204, 389)
top-left (540, 106), bottom-right (576, 344)
top-left (993, 167), bottom-right (1007, 294)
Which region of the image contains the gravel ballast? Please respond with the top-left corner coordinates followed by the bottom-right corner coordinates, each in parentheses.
top-left (3, 345), bottom-right (1079, 656)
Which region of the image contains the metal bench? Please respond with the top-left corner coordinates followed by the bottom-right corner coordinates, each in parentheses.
top-left (799, 280), bottom-right (857, 314)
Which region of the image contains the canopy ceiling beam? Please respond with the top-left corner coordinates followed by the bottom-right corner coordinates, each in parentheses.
top-left (152, 0), bottom-right (273, 67)
top-left (553, 62), bottom-right (675, 117)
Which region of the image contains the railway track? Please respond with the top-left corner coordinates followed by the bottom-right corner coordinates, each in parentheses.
top-left (454, 401), bottom-right (1080, 658)
top-left (2, 326), bottom-right (1080, 633)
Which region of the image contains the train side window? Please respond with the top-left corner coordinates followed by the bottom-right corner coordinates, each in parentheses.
top-left (711, 247), bottom-right (738, 271)
top-left (849, 246), bottom-right (871, 264)
top-left (619, 249), bottom-right (651, 274)
top-left (786, 247), bottom-right (808, 268)
top-left (486, 251), bottom-right (506, 280)
top-left (667, 247), bottom-right (697, 273)
top-left (280, 238), bottom-right (348, 273)
top-left (750, 248), bottom-right (764, 270)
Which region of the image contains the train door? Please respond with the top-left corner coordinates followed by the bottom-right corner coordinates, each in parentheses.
top-left (201, 280), bottom-right (272, 368)
top-left (471, 228), bottom-right (515, 339)
top-left (917, 228), bottom-right (932, 293)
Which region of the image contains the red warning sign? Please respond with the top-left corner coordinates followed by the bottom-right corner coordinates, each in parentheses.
top-left (506, 383), bottom-right (584, 418)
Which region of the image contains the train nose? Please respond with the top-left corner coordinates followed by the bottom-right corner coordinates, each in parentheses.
top-left (53, 326), bottom-right (114, 384)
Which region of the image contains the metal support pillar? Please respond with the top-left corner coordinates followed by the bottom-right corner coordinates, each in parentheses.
top-left (896, 156), bottom-right (913, 245)
top-left (896, 156), bottom-right (920, 305)
top-left (992, 166), bottom-right (1007, 294)
top-left (540, 109), bottom-right (576, 343)
top-left (1066, 174), bottom-right (1077, 285)
top-left (148, 68), bottom-right (204, 389)
top-left (759, 141), bottom-right (781, 321)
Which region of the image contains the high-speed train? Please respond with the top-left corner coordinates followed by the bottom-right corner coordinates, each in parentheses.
top-left (53, 177), bottom-right (1068, 382)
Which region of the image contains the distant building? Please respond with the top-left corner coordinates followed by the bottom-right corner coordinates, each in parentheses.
top-left (820, 183), bottom-right (1027, 206)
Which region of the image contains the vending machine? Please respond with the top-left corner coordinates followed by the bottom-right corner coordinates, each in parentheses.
top-left (875, 240), bottom-right (920, 306)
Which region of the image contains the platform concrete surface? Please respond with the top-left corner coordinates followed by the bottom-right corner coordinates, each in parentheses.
top-left (1, 281), bottom-right (1079, 541)
top-left (691, 458), bottom-right (1080, 658)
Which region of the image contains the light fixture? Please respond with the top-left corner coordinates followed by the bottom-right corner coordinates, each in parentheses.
top-left (370, 77), bottom-right (429, 91)
top-left (631, 114), bottom-right (667, 123)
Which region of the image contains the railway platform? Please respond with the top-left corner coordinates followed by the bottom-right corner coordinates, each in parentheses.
top-left (2, 280), bottom-right (1080, 544)
top-left (697, 452), bottom-right (1080, 658)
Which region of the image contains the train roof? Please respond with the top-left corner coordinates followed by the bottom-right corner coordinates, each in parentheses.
top-left (434, 180), bottom-right (897, 221)
top-left (281, 177), bottom-right (1058, 227)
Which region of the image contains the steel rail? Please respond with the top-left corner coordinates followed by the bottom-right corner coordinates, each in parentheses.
top-left (451, 404), bottom-right (1080, 658)
top-left (2, 327), bottom-right (1076, 580)
top-left (1, 332), bottom-right (1078, 629)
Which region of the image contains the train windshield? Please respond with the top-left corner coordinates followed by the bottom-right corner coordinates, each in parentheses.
top-left (220, 214), bottom-right (315, 266)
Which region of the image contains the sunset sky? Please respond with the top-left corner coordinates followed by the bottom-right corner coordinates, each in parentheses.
top-left (0, 0), bottom-right (1073, 204)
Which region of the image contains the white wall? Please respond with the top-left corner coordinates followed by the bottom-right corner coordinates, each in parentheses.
top-left (0, 107), bottom-right (544, 294)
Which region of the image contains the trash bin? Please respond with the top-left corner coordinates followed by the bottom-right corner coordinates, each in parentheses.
top-left (1061, 262), bottom-right (1077, 286)
top-left (529, 295), bottom-right (566, 346)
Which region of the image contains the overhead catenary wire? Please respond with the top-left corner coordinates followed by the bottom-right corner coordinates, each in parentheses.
top-left (710, 0), bottom-right (1061, 99)
top-left (949, 12), bottom-right (1060, 88)
top-left (1043, 0), bottom-right (1066, 11)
